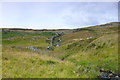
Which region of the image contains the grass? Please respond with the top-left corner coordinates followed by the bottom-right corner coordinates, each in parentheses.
top-left (2, 31), bottom-right (55, 39)
top-left (40, 32), bottom-right (56, 36)
top-left (2, 23), bottom-right (119, 78)
top-left (2, 46), bottom-right (77, 78)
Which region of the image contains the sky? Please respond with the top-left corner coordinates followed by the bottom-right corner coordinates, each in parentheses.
top-left (0, 2), bottom-right (118, 29)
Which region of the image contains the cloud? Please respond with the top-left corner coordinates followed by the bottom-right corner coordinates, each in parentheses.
top-left (0, 2), bottom-right (118, 29)
top-left (61, 2), bottom-right (118, 28)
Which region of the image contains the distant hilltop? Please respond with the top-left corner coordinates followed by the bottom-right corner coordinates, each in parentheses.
top-left (2, 22), bottom-right (120, 32)
top-left (96, 22), bottom-right (120, 27)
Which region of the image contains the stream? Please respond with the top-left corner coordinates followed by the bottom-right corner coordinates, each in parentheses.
top-left (47, 32), bottom-right (63, 50)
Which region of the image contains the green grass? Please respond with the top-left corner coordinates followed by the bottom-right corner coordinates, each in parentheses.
top-left (2, 46), bottom-right (77, 78)
top-left (39, 32), bottom-right (56, 36)
top-left (2, 31), bottom-right (41, 39)
top-left (2, 23), bottom-right (119, 78)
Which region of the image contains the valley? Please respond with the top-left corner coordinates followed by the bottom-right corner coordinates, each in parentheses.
top-left (1, 22), bottom-right (120, 78)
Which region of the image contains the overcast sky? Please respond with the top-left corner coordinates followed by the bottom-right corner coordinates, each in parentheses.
top-left (0, 2), bottom-right (118, 29)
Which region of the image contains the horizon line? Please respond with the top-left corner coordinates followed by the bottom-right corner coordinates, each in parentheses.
top-left (1, 21), bottom-right (119, 30)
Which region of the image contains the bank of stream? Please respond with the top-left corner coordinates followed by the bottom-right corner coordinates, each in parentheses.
top-left (47, 32), bottom-right (63, 50)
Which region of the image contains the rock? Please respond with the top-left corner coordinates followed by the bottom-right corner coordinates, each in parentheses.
top-left (49, 32), bottom-right (62, 47)
top-left (99, 69), bottom-right (120, 79)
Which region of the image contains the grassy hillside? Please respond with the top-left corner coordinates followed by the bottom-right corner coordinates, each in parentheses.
top-left (2, 22), bottom-right (119, 78)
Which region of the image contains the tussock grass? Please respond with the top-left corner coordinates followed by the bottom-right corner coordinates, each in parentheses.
top-left (2, 24), bottom-right (119, 78)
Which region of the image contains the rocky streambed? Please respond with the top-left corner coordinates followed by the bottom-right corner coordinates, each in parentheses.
top-left (47, 32), bottom-right (63, 50)
top-left (98, 69), bottom-right (120, 79)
